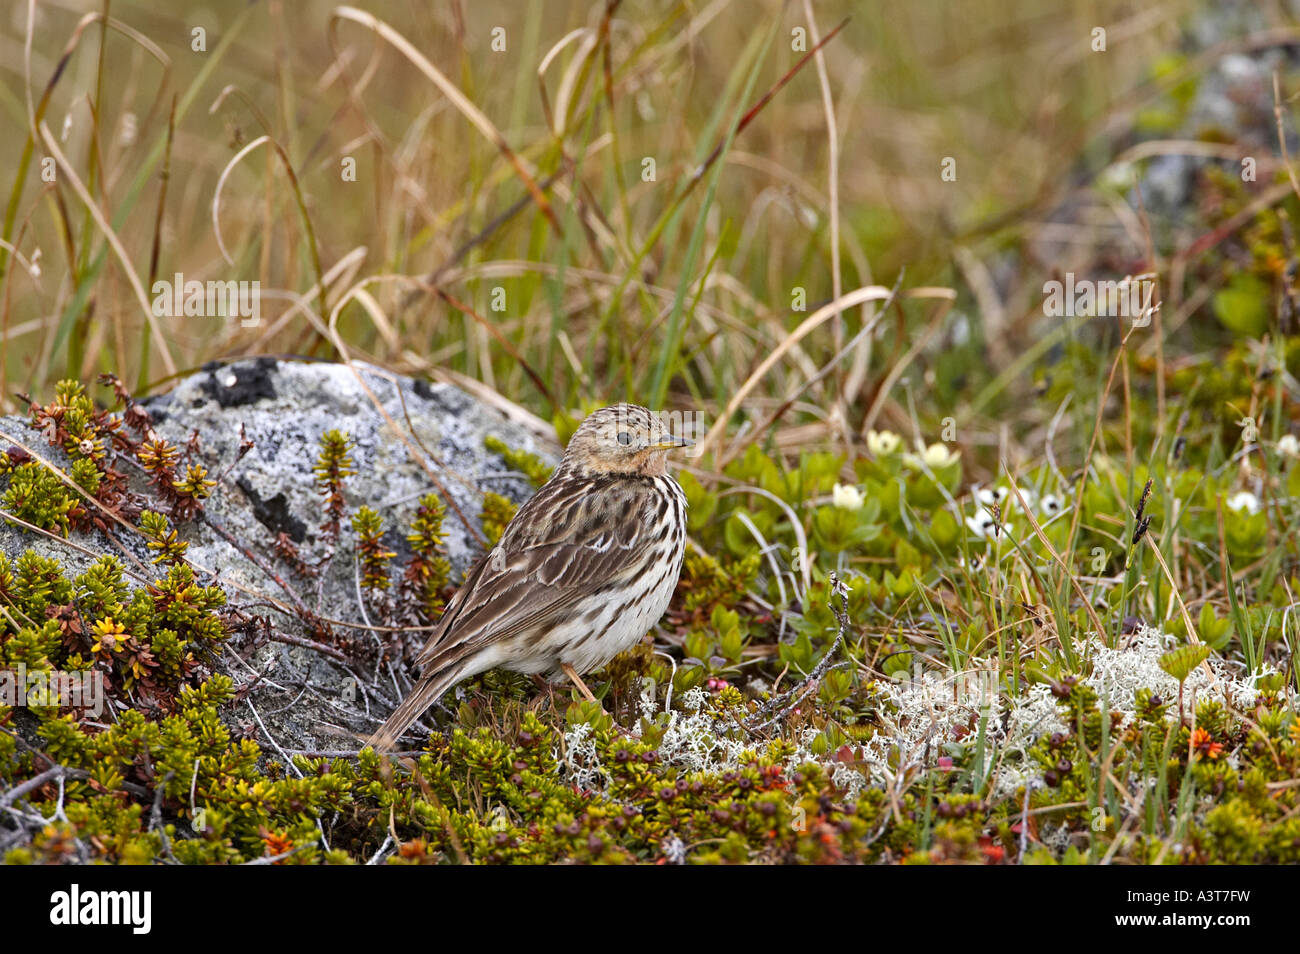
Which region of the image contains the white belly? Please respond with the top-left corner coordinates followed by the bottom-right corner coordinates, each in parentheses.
top-left (462, 474), bottom-right (687, 681)
top-left (506, 542), bottom-right (682, 677)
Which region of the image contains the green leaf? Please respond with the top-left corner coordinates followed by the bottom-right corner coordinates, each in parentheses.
top-left (1211, 274), bottom-right (1270, 338)
top-left (1158, 644), bottom-right (1210, 683)
top-left (929, 509), bottom-right (959, 549)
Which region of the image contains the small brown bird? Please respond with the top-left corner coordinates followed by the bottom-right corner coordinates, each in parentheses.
top-left (369, 404), bottom-right (692, 750)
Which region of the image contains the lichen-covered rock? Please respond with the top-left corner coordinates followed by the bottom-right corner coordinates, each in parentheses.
top-left (1024, 4), bottom-right (1300, 274)
top-left (0, 358), bottom-right (558, 751)
top-left (145, 358), bottom-right (552, 613)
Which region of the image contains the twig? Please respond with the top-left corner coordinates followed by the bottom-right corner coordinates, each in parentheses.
top-left (744, 572), bottom-right (852, 732)
top-left (267, 630), bottom-right (349, 662)
top-left (247, 699), bottom-right (304, 778)
top-left (0, 733), bottom-right (150, 798)
top-left (367, 833), bottom-right (394, 865)
top-left (150, 771), bottom-right (181, 865)
top-left (201, 509), bottom-right (318, 625)
top-left (283, 748), bottom-right (422, 758)
top-left (0, 766), bottom-right (67, 809)
top-left (1018, 785), bottom-right (1031, 863)
top-left (241, 842), bottom-right (311, 865)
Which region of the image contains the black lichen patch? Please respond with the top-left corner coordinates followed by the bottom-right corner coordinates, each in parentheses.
top-left (139, 391), bottom-right (173, 423)
top-left (200, 357), bottom-right (279, 408)
top-left (236, 476), bottom-right (308, 543)
top-left (412, 378), bottom-right (436, 402)
top-left (413, 377), bottom-right (474, 419)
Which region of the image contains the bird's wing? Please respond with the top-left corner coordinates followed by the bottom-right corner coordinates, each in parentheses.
top-left (414, 474), bottom-right (656, 672)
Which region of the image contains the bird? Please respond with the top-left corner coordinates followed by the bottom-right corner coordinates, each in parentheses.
top-left (368, 403), bottom-right (692, 751)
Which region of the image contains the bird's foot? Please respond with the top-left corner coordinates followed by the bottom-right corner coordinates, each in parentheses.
top-left (561, 663), bottom-right (598, 703)
top-left (527, 673), bottom-right (556, 712)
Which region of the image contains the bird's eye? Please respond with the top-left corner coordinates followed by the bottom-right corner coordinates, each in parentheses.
top-left (616, 431), bottom-right (633, 446)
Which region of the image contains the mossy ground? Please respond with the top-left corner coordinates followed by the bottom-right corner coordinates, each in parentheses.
top-left (1, 366), bottom-right (1298, 865)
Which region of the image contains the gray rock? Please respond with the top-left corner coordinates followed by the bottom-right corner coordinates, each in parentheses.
top-left (0, 358), bottom-right (559, 753)
top-left (1009, 5), bottom-right (1300, 352)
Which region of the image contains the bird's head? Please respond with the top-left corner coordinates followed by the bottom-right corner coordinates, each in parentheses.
top-left (560, 404), bottom-right (693, 476)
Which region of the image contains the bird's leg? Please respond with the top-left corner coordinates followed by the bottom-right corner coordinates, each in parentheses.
top-left (527, 673), bottom-right (556, 712)
top-left (561, 663), bottom-right (597, 703)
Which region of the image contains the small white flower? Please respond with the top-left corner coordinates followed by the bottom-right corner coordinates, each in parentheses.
top-left (1277, 434), bottom-right (1300, 459)
top-left (1098, 160), bottom-right (1135, 193)
top-left (832, 483), bottom-right (864, 511)
top-left (1226, 491), bottom-right (1261, 515)
top-left (905, 442), bottom-right (960, 470)
top-left (965, 507), bottom-right (999, 539)
top-left (1040, 494), bottom-right (1064, 516)
top-left (975, 485), bottom-right (1010, 507)
top-left (867, 429), bottom-right (901, 456)
top-left (925, 443), bottom-right (960, 467)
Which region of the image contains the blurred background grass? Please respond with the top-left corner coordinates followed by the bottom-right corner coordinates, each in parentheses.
top-left (0, 0), bottom-right (1201, 444)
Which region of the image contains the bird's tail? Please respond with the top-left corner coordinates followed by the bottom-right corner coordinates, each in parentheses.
top-left (367, 667), bottom-right (462, 753)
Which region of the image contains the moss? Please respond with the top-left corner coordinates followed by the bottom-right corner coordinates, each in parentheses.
top-left (1, 461), bottom-right (82, 535)
top-left (678, 546), bottom-right (760, 616)
top-left (400, 493), bottom-right (451, 622)
top-left (479, 491), bottom-right (518, 545)
top-left (138, 510), bottom-right (188, 565)
top-left (351, 506), bottom-right (396, 590)
top-left (312, 429), bottom-right (355, 538)
top-left (0, 545), bottom-right (226, 712)
top-left (484, 435), bottom-right (553, 488)
top-left (0, 672), bottom-right (911, 864)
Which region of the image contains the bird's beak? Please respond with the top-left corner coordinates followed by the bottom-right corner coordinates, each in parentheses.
top-left (653, 435), bottom-right (694, 450)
